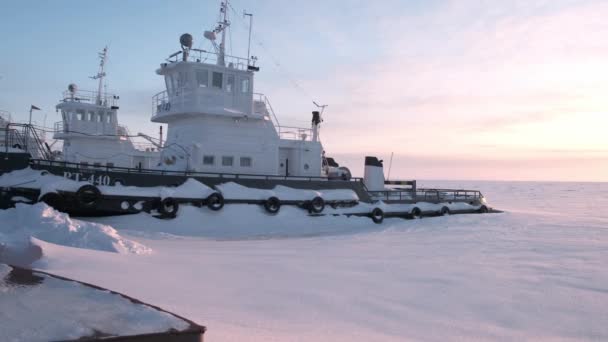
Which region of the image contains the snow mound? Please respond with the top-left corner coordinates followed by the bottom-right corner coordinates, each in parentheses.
top-left (0, 204), bottom-right (151, 264)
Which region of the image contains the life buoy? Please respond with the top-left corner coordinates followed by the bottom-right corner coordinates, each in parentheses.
top-left (12, 144), bottom-right (22, 149)
top-left (264, 196), bottom-right (281, 214)
top-left (159, 197), bottom-right (179, 218)
top-left (309, 196), bottom-right (325, 214)
top-left (39, 192), bottom-right (65, 211)
top-left (371, 208), bottom-right (384, 224)
top-left (410, 207), bottom-right (422, 219)
top-left (75, 184), bottom-right (101, 208)
top-left (440, 206), bottom-right (450, 216)
top-left (206, 193), bottom-right (224, 211)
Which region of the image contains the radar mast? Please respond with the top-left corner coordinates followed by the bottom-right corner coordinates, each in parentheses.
top-left (90, 47), bottom-right (108, 106)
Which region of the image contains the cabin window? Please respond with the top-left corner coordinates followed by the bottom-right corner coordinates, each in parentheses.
top-left (106, 162), bottom-right (114, 167)
top-left (171, 74), bottom-right (179, 93)
top-left (93, 162), bottom-right (101, 168)
top-left (222, 156), bottom-right (234, 166)
top-left (203, 155), bottom-right (215, 165)
top-left (196, 70), bottom-right (208, 87)
top-left (226, 75), bottom-right (235, 93)
top-left (241, 78), bottom-right (250, 93)
top-left (177, 71), bottom-right (190, 88)
top-left (240, 157), bottom-right (252, 167)
top-left (212, 72), bottom-right (223, 89)
top-left (80, 162), bottom-right (88, 168)
top-left (106, 114), bottom-right (112, 123)
top-left (76, 110), bottom-right (85, 121)
top-left (165, 76), bottom-right (173, 94)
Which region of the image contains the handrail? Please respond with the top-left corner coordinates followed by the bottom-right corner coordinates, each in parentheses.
top-left (3, 123), bottom-right (52, 160)
top-left (368, 188), bottom-right (483, 202)
top-left (29, 158), bottom-right (365, 183)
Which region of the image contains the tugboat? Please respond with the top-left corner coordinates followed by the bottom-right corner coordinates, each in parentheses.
top-left (0, 0), bottom-right (493, 221)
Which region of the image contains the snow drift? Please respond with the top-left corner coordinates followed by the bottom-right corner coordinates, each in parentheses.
top-left (0, 203), bottom-right (150, 266)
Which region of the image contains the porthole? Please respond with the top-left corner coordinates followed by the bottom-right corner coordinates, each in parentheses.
top-left (304, 164), bottom-right (310, 170)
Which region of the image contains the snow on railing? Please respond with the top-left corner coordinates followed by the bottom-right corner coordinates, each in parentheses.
top-left (165, 49), bottom-right (250, 71)
top-left (61, 89), bottom-right (119, 108)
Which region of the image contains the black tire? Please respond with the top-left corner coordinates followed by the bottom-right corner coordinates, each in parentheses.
top-left (411, 207), bottom-right (422, 219)
top-left (12, 143), bottom-right (21, 149)
top-left (440, 206), bottom-right (450, 216)
top-left (309, 196), bottom-right (325, 214)
top-left (75, 184), bottom-right (101, 208)
top-left (206, 192), bottom-right (224, 211)
top-left (39, 192), bottom-right (64, 211)
top-left (264, 196), bottom-right (281, 214)
top-left (371, 208), bottom-right (384, 224)
top-left (159, 197), bottom-right (179, 218)
top-left (479, 205), bottom-right (489, 214)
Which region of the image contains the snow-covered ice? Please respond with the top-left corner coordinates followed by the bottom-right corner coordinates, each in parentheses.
top-left (0, 263), bottom-right (189, 342)
top-left (1, 180), bottom-right (608, 341)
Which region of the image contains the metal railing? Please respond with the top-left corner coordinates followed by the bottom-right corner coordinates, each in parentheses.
top-left (3, 123), bottom-right (52, 160)
top-left (369, 188), bottom-right (483, 203)
top-left (29, 158), bottom-right (365, 183)
top-left (61, 89), bottom-right (119, 108)
top-left (165, 49), bottom-right (250, 71)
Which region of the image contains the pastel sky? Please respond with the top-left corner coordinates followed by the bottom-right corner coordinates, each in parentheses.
top-left (1, 0), bottom-right (607, 181)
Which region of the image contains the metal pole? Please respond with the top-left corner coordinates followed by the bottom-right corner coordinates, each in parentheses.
top-left (387, 152), bottom-right (394, 181)
top-left (28, 107), bottom-right (33, 126)
top-left (244, 11), bottom-right (253, 65)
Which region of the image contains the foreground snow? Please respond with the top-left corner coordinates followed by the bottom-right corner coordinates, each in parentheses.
top-left (0, 204), bottom-right (150, 266)
top-left (0, 264), bottom-right (189, 342)
top-left (2, 181), bottom-right (608, 341)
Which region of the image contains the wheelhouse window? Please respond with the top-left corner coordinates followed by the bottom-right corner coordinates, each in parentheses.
top-left (177, 71), bottom-right (190, 88)
top-left (212, 72), bottom-right (223, 89)
top-left (222, 156), bottom-right (234, 166)
top-left (241, 77), bottom-right (250, 93)
top-left (196, 70), bottom-right (209, 88)
top-left (203, 155), bottom-right (215, 165)
top-left (226, 75), bottom-right (235, 93)
top-left (165, 75), bottom-right (173, 94)
top-left (240, 157), bottom-right (252, 167)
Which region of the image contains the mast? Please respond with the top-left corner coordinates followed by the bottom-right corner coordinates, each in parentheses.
top-left (218, 0), bottom-right (230, 66)
top-left (91, 47), bottom-right (108, 106)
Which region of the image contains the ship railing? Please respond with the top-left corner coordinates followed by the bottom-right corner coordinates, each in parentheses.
top-left (165, 49), bottom-right (250, 71)
top-left (368, 188), bottom-right (483, 203)
top-left (61, 89), bottom-right (119, 108)
top-left (3, 123), bottom-right (52, 160)
top-left (131, 142), bottom-right (161, 153)
top-left (277, 126), bottom-right (314, 141)
top-left (29, 158), bottom-right (366, 183)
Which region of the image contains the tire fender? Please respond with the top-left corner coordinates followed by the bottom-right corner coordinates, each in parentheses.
top-left (264, 196), bottom-right (281, 214)
top-left (206, 192), bottom-right (225, 211)
top-left (309, 196), bottom-right (325, 214)
top-left (75, 184), bottom-right (101, 208)
top-left (371, 207), bottom-right (384, 224)
top-left (159, 197), bottom-right (179, 218)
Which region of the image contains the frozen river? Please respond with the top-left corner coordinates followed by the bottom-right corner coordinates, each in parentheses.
top-left (2, 181), bottom-right (608, 341)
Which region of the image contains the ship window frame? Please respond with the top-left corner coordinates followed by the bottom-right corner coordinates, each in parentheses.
top-left (196, 69), bottom-right (209, 88)
top-left (240, 156), bottom-right (252, 167)
top-left (165, 75), bottom-right (174, 94)
top-left (221, 156), bottom-right (234, 167)
top-left (240, 77), bottom-right (250, 93)
top-left (226, 74), bottom-right (235, 93)
top-left (203, 155), bottom-right (215, 166)
top-left (212, 72), bottom-right (223, 89)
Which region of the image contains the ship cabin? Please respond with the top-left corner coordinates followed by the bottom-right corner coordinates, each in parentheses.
top-left (151, 43), bottom-right (324, 178)
top-left (54, 88), bottom-right (159, 169)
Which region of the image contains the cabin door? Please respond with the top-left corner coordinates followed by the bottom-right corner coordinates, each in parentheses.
top-left (279, 148), bottom-right (289, 176)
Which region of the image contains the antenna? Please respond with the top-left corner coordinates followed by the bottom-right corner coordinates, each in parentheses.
top-left (387, 152), bottom-right (394, 181)
top-left (90, 47), bottom-right (108, 106)
top-left (243, 11), bottom-right (253, 65)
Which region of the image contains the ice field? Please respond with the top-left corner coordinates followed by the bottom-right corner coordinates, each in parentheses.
top-left (1, 180), bottom-right (608, 341)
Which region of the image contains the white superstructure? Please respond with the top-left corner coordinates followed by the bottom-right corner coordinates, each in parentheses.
top-left (151, 1), bottom-right (326, 177)
top-left (53, 48), bottom-right (160, 169)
